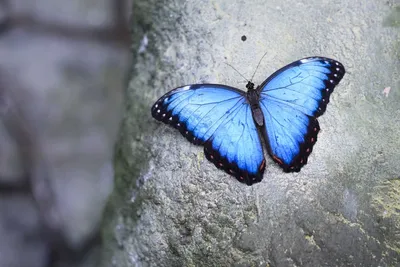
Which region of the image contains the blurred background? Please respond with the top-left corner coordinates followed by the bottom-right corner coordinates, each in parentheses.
top-left (0, 0), bottom-right (131, 266)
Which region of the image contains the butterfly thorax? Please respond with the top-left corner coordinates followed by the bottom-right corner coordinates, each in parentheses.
top-left (246, 82), bottom-right (264, 127)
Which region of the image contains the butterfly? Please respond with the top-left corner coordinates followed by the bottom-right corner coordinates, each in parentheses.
top-left (151, 57), bottom-right (345, 185)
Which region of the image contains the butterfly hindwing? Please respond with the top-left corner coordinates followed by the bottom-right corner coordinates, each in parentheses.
top-left (151, 84), bottom-right (265, 185)
top-left (258, 57), bottom-right (345, 171)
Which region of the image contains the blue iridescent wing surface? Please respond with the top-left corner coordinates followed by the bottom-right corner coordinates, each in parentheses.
top-left (151, 84), bottom-right (265, 185)
top-left (258, 57), bottom-right (345, 171)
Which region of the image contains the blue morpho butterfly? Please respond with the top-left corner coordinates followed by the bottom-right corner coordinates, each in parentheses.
top-left (151, 57), bottom-right (345, 185)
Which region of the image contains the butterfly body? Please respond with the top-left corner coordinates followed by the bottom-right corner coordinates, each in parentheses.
top-left (244, 84), bottom-right (264, 127)
top-left (151, 57), bottom-right (345, 185)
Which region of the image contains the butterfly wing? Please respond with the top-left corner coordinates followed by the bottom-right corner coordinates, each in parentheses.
top-left (151, 84), bottom-right (265, 185)
top-left (258, 57), bottom-right (345, 172)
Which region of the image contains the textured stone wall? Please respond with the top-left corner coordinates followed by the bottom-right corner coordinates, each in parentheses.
top-left (108, 0), bottom-right (400, 266)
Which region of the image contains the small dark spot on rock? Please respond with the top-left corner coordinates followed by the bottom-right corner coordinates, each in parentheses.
top-left (241, 35), bottom-right (247, 41)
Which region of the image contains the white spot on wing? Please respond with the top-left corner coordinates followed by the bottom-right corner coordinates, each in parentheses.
top-left (182, 85), bottom-right (191, 90)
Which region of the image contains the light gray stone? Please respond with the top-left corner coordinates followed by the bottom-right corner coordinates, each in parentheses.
top-left (108, 0), bottom-right (400, 266)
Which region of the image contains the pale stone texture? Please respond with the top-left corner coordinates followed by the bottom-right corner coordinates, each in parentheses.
top-left (107, 0), bottom-right (400, 266)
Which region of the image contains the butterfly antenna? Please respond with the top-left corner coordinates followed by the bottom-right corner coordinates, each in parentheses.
top-left (224, 62), bottom-right (250, 83)
top-left (250, 51), bottom-right (268, 81)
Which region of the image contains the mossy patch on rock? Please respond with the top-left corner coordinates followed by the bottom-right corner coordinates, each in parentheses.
top-left (370, 178), bottom-right (400, 253)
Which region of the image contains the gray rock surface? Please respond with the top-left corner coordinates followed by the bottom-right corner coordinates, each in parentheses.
top-left (109, 0), bottom-right (400, 266)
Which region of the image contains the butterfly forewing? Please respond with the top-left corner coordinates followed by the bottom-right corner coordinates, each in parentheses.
top-left (151, 84), bottom-right (266, 185)
top-left (258, 57), bottom-right (345, 171)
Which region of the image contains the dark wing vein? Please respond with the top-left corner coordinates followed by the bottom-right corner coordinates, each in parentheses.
top-left (261, 93), bottom-right (317, 114)
top-left (206, 98), bottom-right (244, 138)
top-left (191, 96), bottom-right (243, 133)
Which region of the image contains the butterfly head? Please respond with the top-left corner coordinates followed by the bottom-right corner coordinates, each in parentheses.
top-left (246, 81), bottom-right (255, 91)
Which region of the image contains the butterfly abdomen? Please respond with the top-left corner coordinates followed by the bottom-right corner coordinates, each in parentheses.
top-left (251, 107), bottom-right (264, 127)
top-left (247, 89), bottom-right (264, 126)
